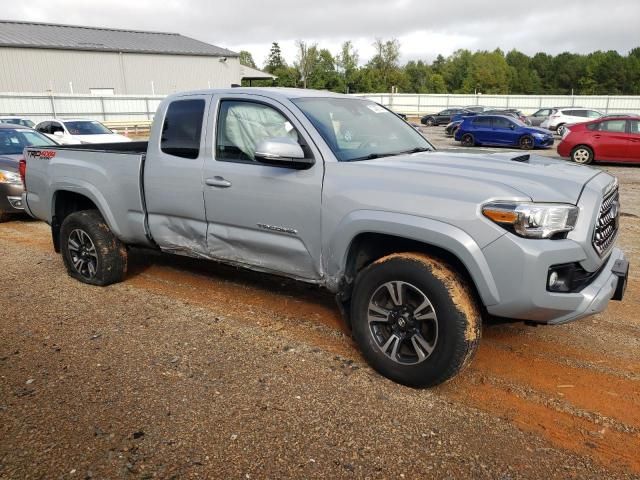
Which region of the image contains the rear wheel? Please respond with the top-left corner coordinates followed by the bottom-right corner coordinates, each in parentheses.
top-left (350, 253), bottom-right (481, 387)
top-left (571, 145), bottom-right (594, 165)
top-left (424, 117), bottom-right (435, 127)
top-left (461, 133), bottom-right (475, 147)
top-left (556, 124), bottom-right (566, 136)
top-left (519, 135), bottom-right (534, 150)
top-left (60, 209), bottom-right (128, 286)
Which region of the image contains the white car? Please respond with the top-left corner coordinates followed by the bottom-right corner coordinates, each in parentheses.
top-left (0, 116), bottom-right (36, 128)
top-left (540, 108), bottom-right (602, 134)
top-left (34, 118), bottom-right (131, 145)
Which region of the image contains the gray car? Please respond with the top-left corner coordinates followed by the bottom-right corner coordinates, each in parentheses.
top-left (22, 88), bottom-right (629, 387)
top-left (0, 124), bottom-right (57, 222)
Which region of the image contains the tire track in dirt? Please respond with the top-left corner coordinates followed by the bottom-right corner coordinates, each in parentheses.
top-left (3, 220), bottom-right (640, 475)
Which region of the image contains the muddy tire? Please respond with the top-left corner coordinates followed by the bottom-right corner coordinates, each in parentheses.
top-left (60, 209), bottom-right (127, 286)
top-left (350, 253), bottom-right (481, 388)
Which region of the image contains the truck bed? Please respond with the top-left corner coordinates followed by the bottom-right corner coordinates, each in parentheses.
top-left (23, 144), bottom-right (152, 247)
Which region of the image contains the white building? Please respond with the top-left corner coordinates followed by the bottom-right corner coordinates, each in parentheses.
top-left (0, 20), bottom-right (273, 95)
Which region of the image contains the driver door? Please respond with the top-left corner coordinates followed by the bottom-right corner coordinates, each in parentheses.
top-left (202, 95), bottom-right (324, 280)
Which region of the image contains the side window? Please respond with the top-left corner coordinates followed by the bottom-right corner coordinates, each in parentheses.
top-left (599, 120), bottom-right (626, 133)
top-left (36, 122), bottom-right (50, 134)
top-left (587, 110), bottom-right (601, 118)
top-left (472, 117), bottom-right (492, 127)
top-left (50, 122), bottom-right (64, 134)
top-left (492, 117), bottom-right (513, 129)
top-left (535, 109), bottom-right (550, 117)
top-left (563, 110), bottom-right (576, 117)
top-left (439, 110), bottom-right (450, 116)
top-left (161, 99), bottom-right (206, 159)
top-left (216, 100), bottom-right (301, 163)
top-left (630, 120), bottom-right (639, 135)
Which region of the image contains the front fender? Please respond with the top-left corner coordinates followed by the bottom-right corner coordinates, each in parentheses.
top-left (326, 210), bottom-right (501, 306)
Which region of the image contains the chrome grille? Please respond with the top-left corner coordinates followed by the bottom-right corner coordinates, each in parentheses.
top-left (592, 186), bottom-right (620, 256)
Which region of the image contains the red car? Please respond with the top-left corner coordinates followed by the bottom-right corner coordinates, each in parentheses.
top-left (557, 116), bottom-right (640, 164)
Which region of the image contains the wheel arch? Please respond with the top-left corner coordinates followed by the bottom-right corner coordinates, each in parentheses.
top-left (51, 190), bottom-right (106, 253)
top-left (328, 212), bottom-right (501, 318)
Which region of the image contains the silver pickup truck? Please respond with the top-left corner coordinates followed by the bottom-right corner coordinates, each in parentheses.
top-left (21, 88), bottom-right (629, 387)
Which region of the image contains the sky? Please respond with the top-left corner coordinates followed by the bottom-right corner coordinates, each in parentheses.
top-left (6, 0), bottom-right (640, 67)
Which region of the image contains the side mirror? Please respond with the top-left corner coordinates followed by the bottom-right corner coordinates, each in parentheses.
top-left (254, 137), bottom-right (314, 170)
top-left (510, 124), bottom-right (516, 130)
top-left (53, 131), bottom-right (64, 137)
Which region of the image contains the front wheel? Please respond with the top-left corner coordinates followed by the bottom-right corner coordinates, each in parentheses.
top-left (350, 253), bottom-right (481, 387)
top-left (424, 117), bottom-right (435, 127)
top-left (519, 135), bottom-right (534, 150)
top-left (60, 210), bottom-right (128, 286)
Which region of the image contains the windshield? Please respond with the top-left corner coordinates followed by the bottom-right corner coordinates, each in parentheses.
top-left (0, 129), bottom-right (56, 155)
top-left (63, 121), bottom-right (112, 135)
top-left (1, 118), bottom-right (35, 128)
top-left (292, 98), bottom-right (433, 162)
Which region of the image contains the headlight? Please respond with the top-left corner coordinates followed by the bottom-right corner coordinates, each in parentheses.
top-left (0, 169), bottom-right (22, 185)
top-left (482, 202), bottom-right (579, 239)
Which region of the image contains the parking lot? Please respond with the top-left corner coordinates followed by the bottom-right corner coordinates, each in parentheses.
top-left (1, 125), bottom-right (639, 478)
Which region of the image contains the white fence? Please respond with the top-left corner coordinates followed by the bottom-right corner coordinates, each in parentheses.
top-left (0, 92), bottom-right (164, 122)
top-left (353, 94), bottom-right (640, 116)
top-left (2, 92), bottom-right (640, 121)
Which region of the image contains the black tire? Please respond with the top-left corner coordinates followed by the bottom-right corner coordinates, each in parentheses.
top-left (424, 117), bottom-right (435, 127)
top-left (350, 253), bottom-right (481, 388)
top-left (570, 145), bottom-right (594, 165)
top-left (60, 209), bottom-right (128, 286)
top-left (461, 133), bottom-right (475, 147)
top-left (555, 124), bottom-right (565, 135)
top-left (0, 211), bottom-right (11, 223)
top-left (519, 135), bottom-right (534, 150)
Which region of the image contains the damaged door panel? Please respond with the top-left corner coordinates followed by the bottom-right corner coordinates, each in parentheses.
top-left (202, 95), bottom-right (324, 280)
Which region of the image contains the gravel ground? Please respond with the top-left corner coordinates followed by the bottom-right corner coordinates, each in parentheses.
top-left (1, 133), bottom-right (639, 479)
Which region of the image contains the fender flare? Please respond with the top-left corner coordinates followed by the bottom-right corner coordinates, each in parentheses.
top-left (326, 210), bottom-right (501, 306)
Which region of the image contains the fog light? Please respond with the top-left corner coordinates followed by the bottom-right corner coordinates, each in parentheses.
top-left (548, 271), bottom-right (559, 288)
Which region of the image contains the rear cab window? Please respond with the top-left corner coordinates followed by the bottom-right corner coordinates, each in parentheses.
top-left (161, 99), bottom-right (206, 159)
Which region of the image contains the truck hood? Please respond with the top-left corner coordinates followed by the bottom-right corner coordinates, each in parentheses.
top-left (361, 151), bottom-right (601, 204)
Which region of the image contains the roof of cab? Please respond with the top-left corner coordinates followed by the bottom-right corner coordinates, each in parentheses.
top-left (167, 87), bottom-right (352, 102)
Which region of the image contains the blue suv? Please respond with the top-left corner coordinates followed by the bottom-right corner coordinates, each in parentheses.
top-left (454, 115), bottom-right (554, 149)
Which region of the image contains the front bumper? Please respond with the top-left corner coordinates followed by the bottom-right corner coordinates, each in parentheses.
top-left (0, 184), bottom-right (25, 214)
top-left (483, 230), bottom-right (628, 324)
top-left (533, 136), bottom-right (554, 148)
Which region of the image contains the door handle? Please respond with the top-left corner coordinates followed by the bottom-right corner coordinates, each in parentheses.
top-left (205, 176), bottom-right (232, 188)
top-left (593, 135), bottom-right (601, 139)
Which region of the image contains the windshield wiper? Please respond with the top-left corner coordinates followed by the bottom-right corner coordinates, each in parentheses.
top-left (399, 147), bottom-right (432, 154)
top-left (347, 146), bottom-right (431, 162)
top-left (347, 152), bottom-right (396, 162)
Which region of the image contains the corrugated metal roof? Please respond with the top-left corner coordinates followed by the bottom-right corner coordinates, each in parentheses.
top-left (0, 20), bottom-right (238, 57)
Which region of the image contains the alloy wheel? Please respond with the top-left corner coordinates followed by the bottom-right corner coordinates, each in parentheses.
top-left (367, 281), bottom-right (438, 365)
top-left (67, 229), bottom-right (99, 280)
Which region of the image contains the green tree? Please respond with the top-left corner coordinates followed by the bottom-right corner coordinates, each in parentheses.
top-left (294, 41), bottom-right (319, 88)
top-left (367, 38), bottom-right (401, 92)
top-left (308, 49), bottom-right (343, 91)
top-left (336, 41), bottom-right (359, 93)
top-left (239, 50), bottom-right (257, 68)
top-left (264, 42), bottom-right (286, 73)
top-left (462, 49), bottom-right (510, 94)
